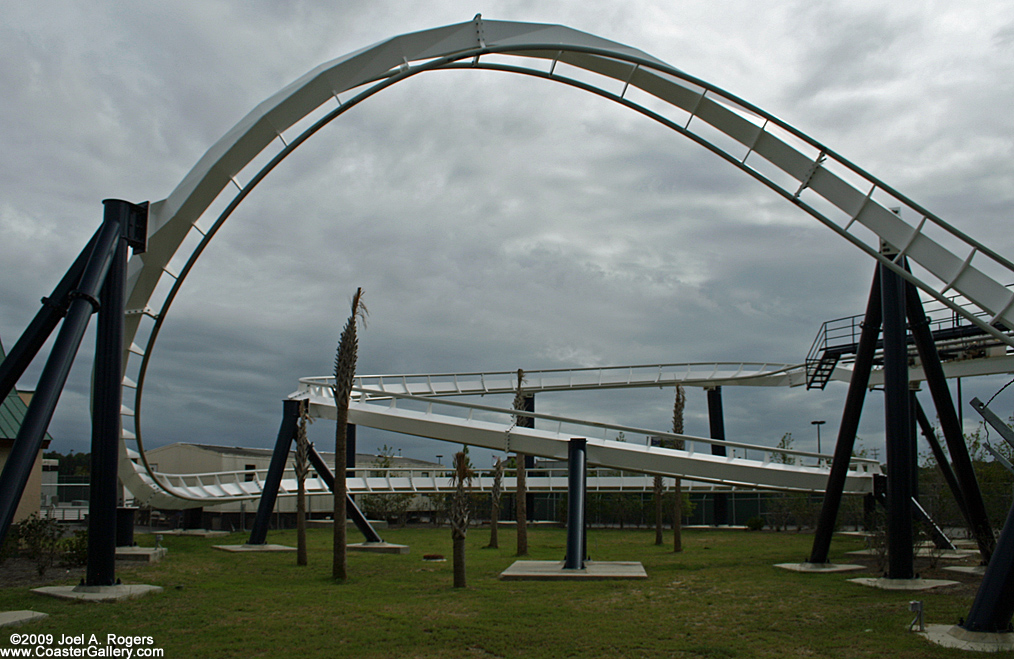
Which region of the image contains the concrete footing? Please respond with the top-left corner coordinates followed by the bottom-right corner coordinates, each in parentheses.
top-left (32, 584), bottom-right (163, 602)
top-left (0, 611), bottom-right (48, 628)
top-left (846, 548), bottom-right (975, 560)
top-left (348, 542), bottom-right (409, 554)
top-left (115, 546), bottom-right (168, 563)
top-left (212, 544), bottom-right (296, 553)
top-left (774, 562), bottom-right (866, 573)
top-left (919, 624), bottom-right (1014, 651)
top-left (499, 560), bottom-right (647, 581)
top-left (943, 565), bottom-right (987, 576)
top-left (848, 577), bottom-right (959, 591)
top-left (154, 529), bottom-right (229, 538)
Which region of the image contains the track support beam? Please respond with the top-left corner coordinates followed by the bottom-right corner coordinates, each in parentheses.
top-left (306, 444), bottom-right (383, 544)
top-left (962, 398), bottom-right (1014, 633)
top-left (248, 399), bottom-right (302, 545)
top-left (906, 280), bottom-right (994, 561)
top-left (809, 267), bottom-right (881, 563)
top-left (564, 438), bottom-right (587, 570)
top-left (706, 387), bottom-right (728, 525)
top-left (881, 257), bottom-right (914, 579)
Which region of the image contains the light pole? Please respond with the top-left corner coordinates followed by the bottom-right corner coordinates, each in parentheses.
top-left (436, 454), bottom-right (443, 466)
top-left (811, 420), bottom-right (826, 455)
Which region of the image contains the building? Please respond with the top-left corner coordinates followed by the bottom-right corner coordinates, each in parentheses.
top-left (0, 336), bottom-right (52, 522)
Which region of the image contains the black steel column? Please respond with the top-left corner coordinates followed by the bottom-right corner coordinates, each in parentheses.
top-left (85, 201), bottom-right (131, 587)
top-left (881, 259), bottom-right (914, 579)
top-left (962, 495), bottom-right (1014, 632)
top-left (706, 387), bottom-right (728, 526)
top-left (0, 228), bottom-right (100, 401)
top-left (248, 399), bottom-right (301, 545)
top-left (906, 281), bottom-right (994, 561)
top-left (963, 399), bottom-right (1014, 632)
top-left (564, 438), bottom-right (587, 570)
top-left (521, 395), bottom-right (536, 520)
top-left (909, 388), bottom-right (919, 501)
top-left (0, 214), bottom-right (123, 547)
top-left (914, 401), bottom-right (969, 526)
top-left (307, 444), bottom-right (383, 543)
top-left (346, 423), bottom-right (357, 476)
top-left (809, 267), bottom-right (882, 564)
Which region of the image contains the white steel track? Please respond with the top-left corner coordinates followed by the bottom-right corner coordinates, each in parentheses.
top-left (120, 372), bottom-right (880, 509)
top-left (122, 456), bottom-right (764, 510)
top-left (301, 362), bottom-right (812, 400)
top-left (114, 18), bottom-right (1014, 507)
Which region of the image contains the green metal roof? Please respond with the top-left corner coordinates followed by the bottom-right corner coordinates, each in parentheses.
top-left (0, 336), bottom-right (54, 442)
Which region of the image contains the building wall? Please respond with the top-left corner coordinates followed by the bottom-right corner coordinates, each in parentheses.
top-left (0, 440), bottom-right (44, 522)
top-left (146, 444), bottom-right (228, 474)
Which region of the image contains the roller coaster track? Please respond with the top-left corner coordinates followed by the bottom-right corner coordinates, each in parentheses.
top-left (120, 362), bottom-right (880, 509)
top-left (113, 18), bottom-right (1014, 507)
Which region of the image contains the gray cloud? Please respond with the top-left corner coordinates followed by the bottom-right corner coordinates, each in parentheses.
top-left (2, 0), bottom-right (1013, 470)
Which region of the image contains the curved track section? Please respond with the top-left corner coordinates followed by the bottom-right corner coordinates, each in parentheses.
top-left (121, 374), bottom-right (880, 508)
top-left (122, 450), bottom-right (772, 510)
top-left (115, 17), bottom-right (1014, 502)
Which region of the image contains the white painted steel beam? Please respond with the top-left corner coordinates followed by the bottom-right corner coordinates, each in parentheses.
top-left (296, 362), bottom-right (811, 403)
top-left (120, 448), bottom-right (868, 510)
top-left (115, 18), bottom-right (1012, 506)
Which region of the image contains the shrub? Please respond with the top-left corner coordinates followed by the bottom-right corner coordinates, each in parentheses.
top-left (61, 529), bottom-right (89, 567)
top-left (0, 524), bottom-right (20, 565)
top-left (17, 513), bottom-right (63, 575)
top-left (746, 516), bottom-right (765, 531)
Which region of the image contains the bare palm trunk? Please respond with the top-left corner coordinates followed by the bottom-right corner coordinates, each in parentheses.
top-left (516, 455), bottom-right (528, 555)
top-left (333, 288), bottom-right (366, 582)
top-left (487, 458), bottom-right (503, 549)
top-left (672, 385), bottom-right (686, 553)
top-left (451, 451), bottom-right (474, 588)
top-left (511, 369), bottom-right (529, 556)
top-left (654, 474), bottom-right (664, 545)
top-left (295, 401), bottom-right (310, 566)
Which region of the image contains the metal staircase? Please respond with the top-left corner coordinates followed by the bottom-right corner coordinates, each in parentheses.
top-left (805, 289), bottom-right (1014, 389)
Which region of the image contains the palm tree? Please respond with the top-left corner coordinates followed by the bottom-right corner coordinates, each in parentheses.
top-left (512, 369), bottom-right (529, 556)
top-left (333, 287), bottom-right (366, 582)
top-left (487, 457), bottom-right (504, 549)
top-left (450, 451), bottom-right (475, 588)
top-left (654, 472), bottom-right (665, 546)
top-left (295, 399), bottom-right (311, 566)
top-left (672, 384), bottom-right (686, 553)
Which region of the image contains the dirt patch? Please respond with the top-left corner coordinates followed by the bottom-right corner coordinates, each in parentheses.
top-left (0, 557), bottom-right (148, 589)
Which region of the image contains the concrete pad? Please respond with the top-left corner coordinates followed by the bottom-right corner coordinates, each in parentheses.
top-left (943, 565), bottom-right (987, 576)
top-left (306, 520), bottom-right (388, 529)
top-left (499, 560), bottom-right (647, 581)
top-left (847, 548), bottom-right (974, 559)
top-left (0, 611), bottom-right (48, 628)
top-left (212, 544), bottom-right (296, 552)
top-left (157, 529), bottom-right (229, 537)
top-left (32, 584), bottom-right (163, 602)
top-left (348, 542), bottom-right (409, 554)
top-left (774, 562), bottom-right (866, 573)
top-left (848, 577), bottom-right (960, 591)
top-left (919, 624), bottom-right (1014, 652)
top-left (115, 546), bottom-right (168, 563)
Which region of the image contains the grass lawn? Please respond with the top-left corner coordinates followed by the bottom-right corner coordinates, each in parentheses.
top-left (0, 526), bottom-right (985, 658)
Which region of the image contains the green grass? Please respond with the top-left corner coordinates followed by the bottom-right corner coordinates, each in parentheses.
top-left (0, 527), bottom-right (982, 658)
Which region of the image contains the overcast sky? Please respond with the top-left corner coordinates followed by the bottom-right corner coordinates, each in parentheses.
top-left (2, 1), bottom-right (1013, 469)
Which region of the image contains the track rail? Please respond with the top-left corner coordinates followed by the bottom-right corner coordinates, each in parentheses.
top-left (112, 18), bottom-right (1010, 506)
